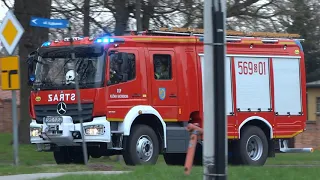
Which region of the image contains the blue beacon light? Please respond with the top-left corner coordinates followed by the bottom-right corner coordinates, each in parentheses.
top-left (41, 41), bottom-right (51, 47)
top-left (29, 74), bottom-right (35, 82)
top-left (95, 37), bottom-right (117, 44)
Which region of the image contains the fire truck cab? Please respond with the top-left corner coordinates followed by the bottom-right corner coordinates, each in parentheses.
top-left (28, 27), bottom-right (312, 166)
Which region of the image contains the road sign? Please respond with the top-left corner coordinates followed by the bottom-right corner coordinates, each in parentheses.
top-left (0, 55), bottom-right (20, 166)
top-left (0, 10), bottom-right (24, 55)
top-left (0, 56), bottom-right (20, 90)
top-left (30, 16), bottom-right (69, 29)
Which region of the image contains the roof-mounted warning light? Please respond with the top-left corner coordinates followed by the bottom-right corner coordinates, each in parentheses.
top-left (63, 37), bottom-right (84, 42)
top-left (147, 27), bottom-right (304, 41)
top-left (41, 41), bottom-right (51, 47)
top-left (94, 37), bottom-right (125, 44)
top-left (48, 36), bottom-right (85, 44)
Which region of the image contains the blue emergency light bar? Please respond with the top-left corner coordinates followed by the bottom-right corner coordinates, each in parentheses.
top-left (96, 38), bottom-right (114, 43)
top-left (41, 41), bottom-right (51, 47)
top-left (94, 37), bottom-right (125, 44)
top-left (40, 36), bottom-right (125, 47)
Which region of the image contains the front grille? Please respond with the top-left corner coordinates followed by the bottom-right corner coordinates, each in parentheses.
top-left (35, 103), bottom-right (94, 124)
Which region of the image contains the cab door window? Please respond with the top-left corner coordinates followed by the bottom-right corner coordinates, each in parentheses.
top-left (153, 54), bottom-right (172, 80)
top-left (108, 52), bottom-right (136, 85)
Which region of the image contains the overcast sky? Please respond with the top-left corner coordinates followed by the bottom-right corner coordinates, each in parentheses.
top-left (0, 2), bottom-right (10, 47)
top-left (0, 1), bottom-right (9, 20)
top-left (0, 4), bottom-right (6, 48)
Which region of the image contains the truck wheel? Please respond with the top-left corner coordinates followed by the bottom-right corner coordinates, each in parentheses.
top-left (228, 141), bottom-right (242, 165)
top-left (164, 153), bottom-right (185, 165)
top-left (238, 125), bottom-right (268, 166)
top-left (53, 147), bottom-right (71, 164)
top-left (70, 148), bottom-right (90, 164)
top-left (90, 154), bottom-right (102, 158)
top-left (122, 124), bottom-right (159, 166)
top-left (164, 143), bottom-right (202, 166)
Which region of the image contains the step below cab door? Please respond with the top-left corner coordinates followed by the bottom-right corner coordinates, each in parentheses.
top-left (148, 50), bottom-right (178, 122)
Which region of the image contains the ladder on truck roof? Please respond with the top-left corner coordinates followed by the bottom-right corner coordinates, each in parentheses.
top-left (134, 27), bottom-right (304, 42)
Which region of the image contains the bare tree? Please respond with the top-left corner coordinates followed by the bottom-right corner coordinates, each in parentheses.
top-left (135, 0), bottom-right (142, 31)
top-left (51, 0), bottom-right (114, 37)
top-left (83, 0), bottom-right (91, 36)
top-left (13, 0), bottom-right (52, 144)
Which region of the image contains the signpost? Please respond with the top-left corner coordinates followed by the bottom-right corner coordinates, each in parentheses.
top-left (0, 10), bottom-right (24, 166)
top-left (30, 17), bottom-right (69, 29)
top-left (30, 16), bottom-right (88, 165)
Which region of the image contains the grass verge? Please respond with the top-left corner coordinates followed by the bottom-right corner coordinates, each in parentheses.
top-left (0, 133), bottom-right (131, 175)
top-left (0, 133), bottom-right (320, 178)
top-left (40, 165), bottom-right (320, 180)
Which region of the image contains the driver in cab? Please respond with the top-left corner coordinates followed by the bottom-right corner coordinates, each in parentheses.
top-left (155, 57), bottom-right (170, 79)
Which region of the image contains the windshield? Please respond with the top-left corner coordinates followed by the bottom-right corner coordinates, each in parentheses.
top-left (33, 45), bottom-right (105, 90)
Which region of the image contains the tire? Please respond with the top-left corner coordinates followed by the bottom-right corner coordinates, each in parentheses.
top-left (122, 124), bottom-right (160, 166)
top-left (193, 143), bottom-right (203, 166)
top-left (228, 141), bottom-right (240, 165)
top-left (90, 154), bottom-right (102, 158)
top-left (236, 125), bottom-right (269, 166)
top-left (163, 153), bottom-right (186, 165)
top-left (54, 146), bottom-right (89, 165)
top-left (163, 143), bottom-right (202, 166)
top-left (53, 147), bottom-right (72, 164)
top-left (70, 148), bottom-right (90, 164)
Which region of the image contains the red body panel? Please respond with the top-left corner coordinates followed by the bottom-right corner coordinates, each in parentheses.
top-left (30, 35), bottom-right (307, 140)
top-left (30, 88), bottom-right (107, 118)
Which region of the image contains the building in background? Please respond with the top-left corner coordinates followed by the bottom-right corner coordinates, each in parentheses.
top-left (294, 80), bottom-right (320, 150)
top-left (306, 80), bottom-right (320, 121)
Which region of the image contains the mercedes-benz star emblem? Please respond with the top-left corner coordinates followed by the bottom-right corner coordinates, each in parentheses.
top-left (57, 102), bottom-right (67, 115)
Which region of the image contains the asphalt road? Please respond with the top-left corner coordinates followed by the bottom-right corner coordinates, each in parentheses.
top-left (0, 171), bottom-right (129, 180)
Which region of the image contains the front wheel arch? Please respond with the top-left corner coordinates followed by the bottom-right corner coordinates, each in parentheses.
top-left (238, 116), bottom-right (273, 139)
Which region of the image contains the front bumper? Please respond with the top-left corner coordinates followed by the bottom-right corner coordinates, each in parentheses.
top-left (30, 116), bottom-right (111, 146)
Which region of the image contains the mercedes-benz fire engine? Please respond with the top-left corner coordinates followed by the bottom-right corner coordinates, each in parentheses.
top-left (27, 27), bottom-right (312, 166)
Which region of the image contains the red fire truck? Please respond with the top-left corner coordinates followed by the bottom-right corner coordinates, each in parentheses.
top-left (27, 27), bottom-right (312, 166)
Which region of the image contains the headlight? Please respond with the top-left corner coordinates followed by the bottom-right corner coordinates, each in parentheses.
top-left (30, 127), bottom-right (42, 137)
top-left (84, 125), bottom-right (105, 135)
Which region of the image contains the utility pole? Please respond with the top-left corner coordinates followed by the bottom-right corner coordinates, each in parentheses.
top-left (203, 0), bottom-right (215, 179)
top-left (203, 0), bottom-right (227, 179)
top-left (212, 0), bottom-right (227, 179)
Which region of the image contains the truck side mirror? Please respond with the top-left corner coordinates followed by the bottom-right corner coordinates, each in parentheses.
top-left (27, 51), bottom-right (37, 86)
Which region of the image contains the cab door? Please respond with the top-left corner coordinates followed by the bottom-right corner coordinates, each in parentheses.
top-left (106, 48), bottom-right (147, 121)
top-left (148, 50), bottom-right (178, 121)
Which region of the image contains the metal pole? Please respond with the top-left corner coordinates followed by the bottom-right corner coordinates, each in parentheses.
top-left (203, 0), bottom-right (215, 179)
top-left (12, 90), bottom-right (19, 166)
top-left (212, 0), bottom-right (227, 179)
top-left (68, 25), bottom-right (88, 165)
top-left (3, 49), bottom-right (19, 166)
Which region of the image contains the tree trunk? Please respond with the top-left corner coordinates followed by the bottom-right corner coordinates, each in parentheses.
top-left (13, 0), bottom-right (52, 144)
top-left (141, 1), bottom-right (154, 30)
top-left (135, 0), bottom-right (142, 31)
top-left (113, 0), bottom-right (130, 35)
top-left (83, 0), bottom-right (90, 36)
